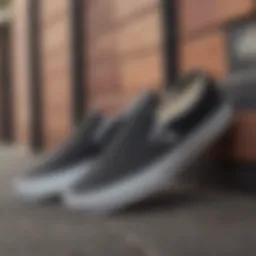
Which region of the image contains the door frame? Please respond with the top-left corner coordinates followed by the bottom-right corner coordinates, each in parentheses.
top-left (70, 0), bottom-right (87, 125)
top-left (28, 0), bottom-right (43, 151)
top-left (161, 0), bottom-right (180, 88)
top-left (0, 24), bottom-right (13, 142)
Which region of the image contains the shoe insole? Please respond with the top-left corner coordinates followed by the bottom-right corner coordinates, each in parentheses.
top-left (156, 75), bottom-right (204, 127)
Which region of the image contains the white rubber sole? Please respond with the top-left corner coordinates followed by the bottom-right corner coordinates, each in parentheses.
top-left (14, 159), bottom-right (95, 203)
top-left (64, 103), bottom-right (234, 213)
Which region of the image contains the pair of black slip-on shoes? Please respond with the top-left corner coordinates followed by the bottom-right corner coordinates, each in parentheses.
top-left (14, 71), bottom-right (234, 213)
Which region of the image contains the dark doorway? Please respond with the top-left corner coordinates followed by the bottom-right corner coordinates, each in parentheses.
top-left (0, 25), bottom-right (13, 142)
top-left (28, 0), bottom-right (43, 151)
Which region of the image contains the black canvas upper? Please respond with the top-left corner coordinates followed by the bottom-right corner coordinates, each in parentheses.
top-left (28, 112), bottom-right (124, 177)
top-left (73, 72), bottom-right (225, 193)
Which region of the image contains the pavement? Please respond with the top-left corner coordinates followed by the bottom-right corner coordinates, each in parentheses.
top-left (1, 145), bottom-right (256, 256)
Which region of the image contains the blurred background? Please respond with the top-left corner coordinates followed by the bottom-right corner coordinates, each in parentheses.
top-left (0, 0), bottom-right (253, 161)
top-left (0, 0), bottom-right (255, 255)
top-left (0, 0), bottom-right (253, 156)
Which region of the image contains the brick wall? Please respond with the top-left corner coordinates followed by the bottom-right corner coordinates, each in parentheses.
top-left (85, 0), bottom-right (164, 115)
top-left (40, 0), bottom-right (72, 149)
top-left (12, 0), bottom-right (30, 146)
top-left (179, 0), bottom-right (254, 77)
top-left (11, 0), bottom-right (256, 158)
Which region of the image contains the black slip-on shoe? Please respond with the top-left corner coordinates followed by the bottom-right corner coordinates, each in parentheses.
top-left (63, 71), bottom-right (234, 213)
top-left (14, 112), bottom-right (124, 202)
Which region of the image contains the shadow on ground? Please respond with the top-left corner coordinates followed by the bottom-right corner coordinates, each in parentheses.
top-left (1, 145), bottom-right (256, 256)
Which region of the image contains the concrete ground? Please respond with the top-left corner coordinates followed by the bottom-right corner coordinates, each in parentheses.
top-left (1, 145), bottom-right (256, 256)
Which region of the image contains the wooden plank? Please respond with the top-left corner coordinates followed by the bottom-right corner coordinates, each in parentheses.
top-left (180, 31), bottom-right (228, 78)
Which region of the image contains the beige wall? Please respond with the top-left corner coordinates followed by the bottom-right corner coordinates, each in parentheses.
top-left (12, 0), bottom-right (30, 146)
top-left (41, 0), bottom-right (72, 149)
